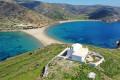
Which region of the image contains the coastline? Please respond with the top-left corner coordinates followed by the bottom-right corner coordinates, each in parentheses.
top-left (21, 27), bottom-right (63, 47)
top-left (2, 20), bottom-right (101, 47)
top-left (59, 20), bottom-right (101, 23)
top-left (21, 20), bottom-right (101, 47)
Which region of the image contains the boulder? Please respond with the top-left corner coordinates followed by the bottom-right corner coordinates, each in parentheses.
top-left (116, 40), bottom-right (120, 49)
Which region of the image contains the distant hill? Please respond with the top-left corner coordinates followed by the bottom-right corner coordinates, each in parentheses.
top-left (55, 4), bottom-right (120, 23)
top-left (55, 4), bottom-right (101, 15)
top-left (19, 1), bottom-right (120, 23)
top-left (0, 1), bottom-right (57, 30)
top-left (19, 1), bottom-right (82, 20)
top-left (89, 7), bottom-right (120, 23)
top-left (0, 0), bottom-right (120, 30)
top-left (14, 0), bottom-right (34, 3)
top-left (0, 0), bottom-right (15, 3)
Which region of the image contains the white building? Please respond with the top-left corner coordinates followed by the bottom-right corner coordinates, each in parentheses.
top-left (57, 43), bottom-right (105, 66)
top-left (16, 24), bottom-right (32, 27)
top-left (66, 43), bottom-right (88, 63)
top-left (57, 43), bottom-right (88, 63)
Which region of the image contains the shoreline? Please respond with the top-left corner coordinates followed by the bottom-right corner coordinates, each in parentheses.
top-left (21, 20), bottom-right (99, 47)
top-left (59, 20), bottom-right (101, 23)
top-left (21, 27), bottom-right (63, 47)
top-left (1, 20), bottom-right (101, 47)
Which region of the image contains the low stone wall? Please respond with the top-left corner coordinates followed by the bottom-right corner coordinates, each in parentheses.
top-left (89, 53), bottom-right (104, 66)
top-left (43, 56), bottom-right (57, 77)
top-left (57, 48), bottom-right (69, 58)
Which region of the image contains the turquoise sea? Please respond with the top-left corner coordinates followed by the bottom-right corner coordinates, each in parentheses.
top-left (46, 21), bottom-right (120, 49)
top-left (0, 31), bottom-right (43, 61)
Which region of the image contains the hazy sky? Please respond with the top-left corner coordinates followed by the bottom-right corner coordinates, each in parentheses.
top-left (37, 0), bottom-right (120, 7)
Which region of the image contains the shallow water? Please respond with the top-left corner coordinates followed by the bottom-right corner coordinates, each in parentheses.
top-left (0, 31), bottom-right (43, 61)
top-left (46, 21), bottom-right (120, 49)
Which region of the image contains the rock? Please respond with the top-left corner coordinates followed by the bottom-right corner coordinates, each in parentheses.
top-left (116, 40), bottom-right (120, 49)
top-left (29, 52), bottom-right (33, 55)
top-left (103, 15), bottom-right (120, 23)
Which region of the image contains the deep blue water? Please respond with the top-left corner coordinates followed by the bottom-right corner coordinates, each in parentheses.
top-left (0, 31), bottom-right (43, 61)
top-left (46, 21), bottom-right (120, 49)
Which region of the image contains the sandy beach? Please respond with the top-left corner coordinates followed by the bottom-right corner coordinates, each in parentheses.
top-left (59, 20), bottom-right (101, 23)
top-left (22, 27), bottom-right (63, 47)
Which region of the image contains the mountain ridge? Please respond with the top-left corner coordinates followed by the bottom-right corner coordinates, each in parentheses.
top-left (19, 1), bottom-right (120, 23)
top-left (19, 1), bottom-right (79, 20)
top-left (0, 0), bottom-right (120, 30)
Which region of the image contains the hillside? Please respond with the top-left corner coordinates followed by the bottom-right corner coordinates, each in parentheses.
top-left (52, 4), bottom-right (120, 23)
top-left (19, 1), bottom-right (83, 20)
top-left (0, 0), bottom-right (15, 3)
top-left (0, 44), bottom-right (69, 80)
top-left (14, 0), bottom-right (34, 3)
top-left (19, 1), bottom-right (120, 23)
top-left (56, 4), bottom-right (103, 15)
top-left (0, 1), bottom-right (57, 30)
top-left (89, 7), bottom-right (120, 23)
top-left (0, 44), bottom-right (120, 80)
